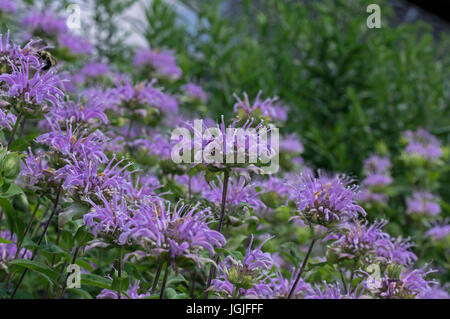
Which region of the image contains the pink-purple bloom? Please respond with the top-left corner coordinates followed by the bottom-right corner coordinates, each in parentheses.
top-left (406, 192), bottom-right (441, 217)
top-left (0, 230), bottom-right (32, 269)
top-left (403, 129), bottom-right (443, 160)
top-left (290, 172), bottom-right (366, 227)
top-left (133, 48), bottom-right (182, 80)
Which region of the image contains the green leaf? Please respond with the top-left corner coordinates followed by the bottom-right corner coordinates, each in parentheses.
top-left (0, 197), bottom-right (17, 234)
top-left (59, 201), bottom-right (90, 228)
top-left (80, 273), bottom-right (112, 290)
top-left (0, 236), bottom-right (13, 244)
top-left (8, 133), bottom-right (40, 152)
top-left (9, 259), bottom-right (59, 286)
top-left (74, 226), bottom-right (94, 245)
top-left (68, 288), bottom-right (93, 299)
top-left (0, 182), bottom-right (23, 198)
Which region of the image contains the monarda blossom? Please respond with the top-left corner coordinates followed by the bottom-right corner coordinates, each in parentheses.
top-left (0, 230), bottom-right (32, 270)
top-left (113, 80), bottom-right (178, 115)
top-left (0, 108), bottom-right (16, 130)
top-left (20, 147), bottom-right (55, 190)
top-left (0, 60), bottom-right (64, 110)
top-left (22, 11), bottom-right (68, 37)
top-left (365, 265), bottom-right (437, 299)
top-left (233, 91), bottom-right (285, 123)
top-left (58, 33), bottom-right (93, 56)
top-left (0, 30), bottom-right (41, 67)
top-left (425, 219), bottom-right (450, 241)
top-left (97, 280), bottom-right (151, 299)
top-left (56, 152), bottom-right (132, 200)
top-left (270, 268), bottom-right (314, 299)
top-left (325, 220), bottom-right (392, 263)
top-left (403, 128), bottom-right (443, 161)
top-left (376, 237), bottom-right (417, 267)
top-left (120, 201), bottom-right (226, 265)
top-left (210, 235), bottom-right (273, 298)
top-left (305, 281), bottom-right (361, 299)
top-left (290, 172), bottom-right (366, 227)
top-left (73, 62), bottom-right (110, 85)
top-left (181, 83), bottom-right (208, 103)
top-left (49, 97), bottom-right (108, 126)
top-left (406, 192), bottom-right (441, 217)
top-left (133, 48), bottom-right (182, 80)
top-left (84, 191), bottom-right (134, 243)
top-left (36, 119), bottom-right (108, 163)
top-left (0, 0), bottom-right (18, 13)
top-left (175, 172), bottom-right (210, 195)
top-left (280, 134), bottom-right (304, 154)
top-left (203, 176), bottom-right (266, 213)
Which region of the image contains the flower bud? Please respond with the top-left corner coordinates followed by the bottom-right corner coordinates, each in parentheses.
top-left (0, 151), bottom-right (21, 180)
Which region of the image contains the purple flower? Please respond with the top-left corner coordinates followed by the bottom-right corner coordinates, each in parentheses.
top-left (58, 33), bottom-right (93, 55)
top-left (406, 192), bottom-right (441, 217)
top-left (325, 220), bottom-right (392, 262)
top-left (133, 133), bottom-right (173, 160)
top-left (418, 285), bottom-right (450, 299)
top-left (121, 174), bottom-right (163, 205)
top-left (363, 155), bottom-right (391, 174)
top-left (368, 265), bottom-right (438, 299)
top-left (362, 174), bottom-right (393, 187)
top-left (270, 268), bottom-right (314, 299)
top-left (0, 230), bottom-right (32, 270)
top-left (357, 188), bottom-right (388, 204)
top-left (175, 172), bottom-right (210, 195)
top-left (425, 219), bottom-right (450, 241)
top-left (84, 191), bottom-right (134, 242)
top-left (56, 153), bottom-right (131, 200)
top-left (120, 201), bottom-right (226, 265)
top-left (376, 237), bottom-right (417, 266)
top-left (0, 108), bottom-right (16, 130)
top-left (280, 134), bottom-right (304, 154)
top-left (181, 83), bottom-right (208, 103)
top-left (20, 147), bottom-right (55, 190)
top-left (0, 0), bottom-right (18, 13)
top-left (36, 120), bottom-right (108, 163)
top-left (97, 280), bottom-right (151, 299)
top-left (290, 172), bottom-right (366, 227)
top-left (305, 281), bottom-right (361, 299)
top-left (403, 129), bottom-right (443, 160)
top-left (210, 235), bottom-right (273, 298)
top-left (133, 48), bottom-right (182, 80)
top-left (48, 97), bottom-right (108, 126)
top-left (113, 80), bottom-right (178, 115)
top-left (0, 60), bottom-right (64, 110)
top-left (233, 91), bottom-right (285, 123)
top-left (74, 62), bottom-right (110, 84)
top-left (203, 176), bottom-right (266, 212)
top-left (23, 11), bottom-right (68, 37)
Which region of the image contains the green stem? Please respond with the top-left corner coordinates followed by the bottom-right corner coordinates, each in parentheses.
top-left (5, 203), bottom-right (40, 288)
top-left (59, 245), bottom-right (81, 298)
top-left (204, 170), bottom-right (230, 299)
top-left (151, 262), bottom-right (163, 292)
top-left (159, 262), bottom-right (169, 299)
top-left (117, 246), bottom-right (123, 300)
top-left (10, 184), bottom-right (63, 299)
top-left (7, 110), bottom-right (23, 149)
top-left (287, 237), bottom-right (316, 299)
